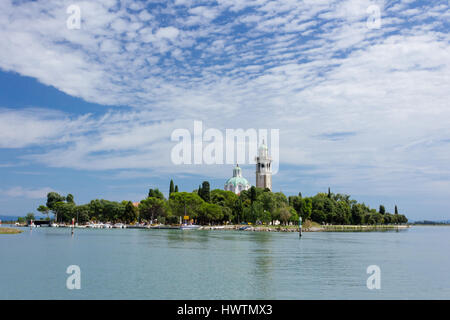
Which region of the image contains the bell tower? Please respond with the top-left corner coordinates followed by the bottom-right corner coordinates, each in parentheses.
top-left (255, 140), bottom-right (272, 190)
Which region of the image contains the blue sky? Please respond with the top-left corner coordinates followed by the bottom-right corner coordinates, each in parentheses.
top-left (0, 0), bottom-right (449, 220)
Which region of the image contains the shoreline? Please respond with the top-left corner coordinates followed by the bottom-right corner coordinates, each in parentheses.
top-left (199, 224), bottom-right (411, 232)
top-left (8, 223), bottom-right (411, 233)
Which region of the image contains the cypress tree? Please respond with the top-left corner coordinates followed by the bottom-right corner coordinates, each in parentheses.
top-left (328, 187), bottom-right (331, 198)
top-left (169, 180), bottom-right (174, 196)
top-left (200, 181), bottom-right (210, 202)
top-left (379, 205), bottom-right (386, 215)
top-left (395, 205), bottom-right (398, 215)
top-left (175, 185), bottom-right (179, 193)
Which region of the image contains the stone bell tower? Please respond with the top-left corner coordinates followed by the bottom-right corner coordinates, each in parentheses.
top-left (255, 140), bottom-right (272, 190)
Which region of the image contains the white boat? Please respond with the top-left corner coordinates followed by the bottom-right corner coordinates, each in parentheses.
top-left (113, 223), bottom-right (125, 229)
top-left (179, 224), bottom-right (201, 230)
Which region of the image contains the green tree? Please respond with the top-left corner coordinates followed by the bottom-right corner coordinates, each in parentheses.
top-left (121, 201), bottom-right (138, 223)
top-left (169, 180), bottom-right (175, 196)
top-left (301, 198), bottom-right (312, 221)
top-left (66, 194), bottom-right (75, 204)
top-left (175, 185), bottom-right (179, 193)
top-left (198, 181), bottom-right (211, 202)
top-left (148, 188), bottom-right (165, 200)
top-left (395, 205), bottom-right (399, 215)
top-left (379, 205), bottom-right (386, 215)
top-left (351, 203), bottom-right (364, 225)
top-left (53, 201), bottom-right (76, 223)
top-left (198, 202), bottom-right (223, 225)
top-left (46, 192), bottom-right (66, 210)
top-left (277, 205), bottom-right (292, 225)
top-left (139, 197), bottom-right (167, 222)
top-left (25, 213), bottom-right (35, 222)
top-left (169, 192), bottom-right (205, 220)
top-left (37, 205), bottom-right (49, 219)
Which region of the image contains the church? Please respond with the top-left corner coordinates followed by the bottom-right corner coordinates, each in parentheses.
top-left (224, 141), bottom-right (272, 194)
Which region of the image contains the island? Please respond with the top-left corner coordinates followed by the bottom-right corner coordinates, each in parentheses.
top-left (17, 178), bottom-right (408, 232)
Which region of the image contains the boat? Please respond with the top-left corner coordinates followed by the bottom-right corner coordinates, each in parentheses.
top-left (179, 223), bottom-right (201, 230)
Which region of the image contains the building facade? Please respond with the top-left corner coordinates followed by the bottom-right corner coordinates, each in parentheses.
top-left (255, 140), bottom-right (272, 191)
top-left (224, 164), bottom-right (251, 195)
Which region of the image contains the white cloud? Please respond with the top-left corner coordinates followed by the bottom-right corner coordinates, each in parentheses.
top-left (155, 26), bottom-right (180, 40)
top-left (2, 187), bottom-right (54, 199)
top-left (0, 0), bottom-right (449, 215)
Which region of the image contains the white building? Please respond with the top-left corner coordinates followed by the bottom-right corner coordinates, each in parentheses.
top-left (224, 164), bottom-right (251, 194)
top-left (255, 140), bottom-right (272, 191)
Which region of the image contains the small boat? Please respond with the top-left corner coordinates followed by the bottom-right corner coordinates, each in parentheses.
top-left (113, 223), bottom-right (125, 229)
top-left (179, 224), bottom-right (201, 230)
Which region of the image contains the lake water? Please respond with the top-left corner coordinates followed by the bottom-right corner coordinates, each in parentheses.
top-left (1, 226), bottom-right (449, 299)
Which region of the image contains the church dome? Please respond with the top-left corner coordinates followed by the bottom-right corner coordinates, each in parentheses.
top-left (225, 176), bottom-right (250, 188)
top-left (224, 164), bottom-right (250, 194)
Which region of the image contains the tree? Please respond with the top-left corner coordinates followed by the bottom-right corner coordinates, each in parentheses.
top-left (74, 204), bottom-right (90, 223)
top-left (66, 194), bottom-right (75, 204)
top-left (351, 204), bottom-right (364, 225)
top-left (121, 201), bottom-right (138, 223)
top-left (175, 185), bottom-right (179, 193)
top-left (395, 205), bottom-right (399, 215)
top-left (379, 205), bottom-right (386, 215)
top-left (37, 205), bottom-right (49, 219)
top-left (53, 202), bottom-right (76, 223)
top-left (277, 205), bottom-right (292, 225)
top-left (169, 192), bottom-right (205, 220)
top-left (139, 197), bottom-right (167, 222)
top-left (46, 192), bottom-right (66, 210)
top-left (198, 202), bottom-right (223, 225)
top-left (148, 188), bottom-right (165, 200)
top-left (328, 187), bottom-right (331, 198)
top-left (301, 198), bottom-right (312, 221)
top-left (169, 180), bottom-right (175, 196)
top-left (199, 181), bottom-right (211, 202)
top-left (25, 213), bottom-right (35, 222)
top-left (234, 197), bottom-right (243, 224)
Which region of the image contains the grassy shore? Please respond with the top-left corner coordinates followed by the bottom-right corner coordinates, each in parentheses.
top-left (0, 227), bottom-right (23, 234)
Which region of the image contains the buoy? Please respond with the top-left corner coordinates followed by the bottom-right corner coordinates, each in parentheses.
top-left (299, 217), bottom-right (302, 237)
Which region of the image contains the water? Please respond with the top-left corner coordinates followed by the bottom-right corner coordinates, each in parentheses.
top-left (1, 226), bottom-right (449, 299)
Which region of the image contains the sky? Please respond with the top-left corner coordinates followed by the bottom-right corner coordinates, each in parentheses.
top-left (0, 0), bottom-right (449, 220)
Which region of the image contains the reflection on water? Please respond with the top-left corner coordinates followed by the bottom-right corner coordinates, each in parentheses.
top-left (1, 226), bottom-right (450, 299)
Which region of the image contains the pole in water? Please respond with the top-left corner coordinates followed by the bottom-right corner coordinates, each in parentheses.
top-left (71, 218), bottom-right (74, 235)
top-left (299, 217), bottom-right (302, 237)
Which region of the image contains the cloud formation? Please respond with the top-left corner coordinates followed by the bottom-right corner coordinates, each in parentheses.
top-left (0, 0), bottom-right (449, 216)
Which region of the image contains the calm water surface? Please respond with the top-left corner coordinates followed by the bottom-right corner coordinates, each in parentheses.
top-left (1, 226), bottom-right (449, 299)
